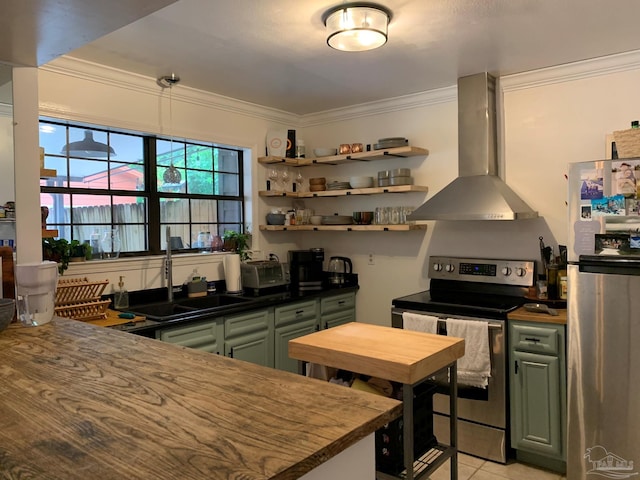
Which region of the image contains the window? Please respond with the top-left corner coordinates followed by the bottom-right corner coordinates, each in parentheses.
top-left (39, 120), bottom-right (245, 256)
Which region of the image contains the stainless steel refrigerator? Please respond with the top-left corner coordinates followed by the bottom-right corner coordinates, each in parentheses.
top-left (567, 160), bottom-right (640, 479)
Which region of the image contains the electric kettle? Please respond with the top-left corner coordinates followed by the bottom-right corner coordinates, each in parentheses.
top-left (327, 256), bottom-right (352, 285)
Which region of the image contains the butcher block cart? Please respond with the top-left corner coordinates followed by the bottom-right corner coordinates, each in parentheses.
top-left (289, 322), bottom-right (465, 480)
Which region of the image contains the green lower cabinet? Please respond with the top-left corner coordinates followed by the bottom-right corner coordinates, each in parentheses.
top-left (274, 317), bottom-right (318, 373)
top-left (319, 292), bottom-right (355, 329)
top-left (154, 292), bottom-right (357, 373)
top-left (224, 308), bottom-right (274, 368)
top-left (274, 300), bottom-right (320, 373)
top-left (156, 316), bottom-right (224, 354)
top-left (509, 321), bottom-right (566, 473)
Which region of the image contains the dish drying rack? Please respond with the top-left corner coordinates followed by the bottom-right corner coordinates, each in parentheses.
top-left (55, 278), bottom-right (110, 321)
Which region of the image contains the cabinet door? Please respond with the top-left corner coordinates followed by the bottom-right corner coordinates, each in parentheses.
top-left (274, 317), bottom-right (318, 373)
top-left (156, 317), bottom-right (223, 354)
top-left (224, 309), bottom-right (274, 368)
top-left (511, 350), bottom-right (562, 458)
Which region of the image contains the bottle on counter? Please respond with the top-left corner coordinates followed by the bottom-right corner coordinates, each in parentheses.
top-left (546, 263), bottom-right (559, 300)
top-left (114, 276), bottom-right (129, 310)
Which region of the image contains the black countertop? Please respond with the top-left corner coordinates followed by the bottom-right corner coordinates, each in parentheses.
top-left (111, 286), bottom-right (359, 336)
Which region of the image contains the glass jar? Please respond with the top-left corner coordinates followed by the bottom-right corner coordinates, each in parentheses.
top-left (100, 229), bottom-right (121, 259)
top-left (197, 231), bottom-right (212, 252)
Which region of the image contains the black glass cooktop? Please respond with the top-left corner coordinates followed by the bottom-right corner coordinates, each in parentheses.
top-left (392, 289), bottom-right (525, 319)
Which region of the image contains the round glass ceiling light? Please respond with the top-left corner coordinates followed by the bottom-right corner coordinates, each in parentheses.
top-left (322, 2), bottom-right (392, 52)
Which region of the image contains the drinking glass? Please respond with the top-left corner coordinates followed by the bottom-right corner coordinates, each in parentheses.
top-left (100, 229), bottom-right (121, 259)
top-left (281, 167), bottom-right (290, 191)
top-left (268, 168), bottom-right (279, 190)
top-left (375, 207), bottom-right (388, 225)
top-left (390, 207), bottom-right (401, 225)
top-left (295, 171), bottom-right (304, 192)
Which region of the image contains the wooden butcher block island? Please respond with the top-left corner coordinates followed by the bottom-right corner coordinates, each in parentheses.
top-left (0, 318), bottom-right (402, 480)
top-left (289, 322), bottom-right (465, 480)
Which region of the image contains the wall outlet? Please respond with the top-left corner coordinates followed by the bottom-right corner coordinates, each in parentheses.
top-left (368, 252), bottom-right (375, 265)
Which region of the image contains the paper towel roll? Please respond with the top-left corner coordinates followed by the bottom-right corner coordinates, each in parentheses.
top-left (224, 254), bottom-right (242, 293)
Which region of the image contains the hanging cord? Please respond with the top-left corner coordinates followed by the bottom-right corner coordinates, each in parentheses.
top-left (158, 74), bottom-right (181, 183)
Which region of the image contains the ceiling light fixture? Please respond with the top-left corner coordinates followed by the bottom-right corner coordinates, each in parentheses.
top-left (322, 2), bottom-right (392, 52)
top-left (157, 73), bottom-right (182, 185)
top-left (61, 130), bottom-right (116, 158)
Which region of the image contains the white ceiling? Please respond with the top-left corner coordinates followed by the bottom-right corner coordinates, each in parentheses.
top-left (15, 1), bottom-right (640, 115)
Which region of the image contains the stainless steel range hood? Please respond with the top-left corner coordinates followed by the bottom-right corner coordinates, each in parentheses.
top-left (408, 73), bottom-right (538, 221)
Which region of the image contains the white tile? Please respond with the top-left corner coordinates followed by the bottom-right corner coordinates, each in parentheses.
top-left (479, 461), bottom-right (561, 480)
top-left (457, 453), bottom-right (486, 469)
top-left (428, 458), bottom-right (478, 480)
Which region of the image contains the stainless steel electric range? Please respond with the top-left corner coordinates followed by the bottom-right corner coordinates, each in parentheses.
top-left (391, 256), bottom-right (536, 463)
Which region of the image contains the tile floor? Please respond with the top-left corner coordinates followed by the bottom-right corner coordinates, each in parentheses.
top-left (427, 454), bottom-right (567, 480)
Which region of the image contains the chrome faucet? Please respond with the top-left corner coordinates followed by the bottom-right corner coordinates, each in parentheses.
top-left (165, 225), bottom-right (173, 302)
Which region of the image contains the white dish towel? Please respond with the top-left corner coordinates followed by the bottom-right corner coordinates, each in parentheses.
top-left (402, 312), bottom-right (439, 334)
top-left (445, 318), bottom-right (491, 389)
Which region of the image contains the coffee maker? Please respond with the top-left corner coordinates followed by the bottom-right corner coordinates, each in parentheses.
top-left (288, 248), bottom-right (324, 292)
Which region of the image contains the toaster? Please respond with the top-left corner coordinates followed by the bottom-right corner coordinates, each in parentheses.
top-left (240, 261), bottom-right (289, 291)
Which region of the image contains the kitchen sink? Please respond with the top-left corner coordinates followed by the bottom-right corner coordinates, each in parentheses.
top-left (176, 294), bottom-right (253, 309)
top-left (127, 302), bottom-right (198, 320)
top-left (128, 294), bottom-right (255, 322)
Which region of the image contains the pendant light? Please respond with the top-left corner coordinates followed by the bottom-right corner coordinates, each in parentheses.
top-left (158, 73), bottom-right (182, 185)
top-left (322, 2), bottom-right (392, 52)
top-left (61, 130), bottom-right (115, 158)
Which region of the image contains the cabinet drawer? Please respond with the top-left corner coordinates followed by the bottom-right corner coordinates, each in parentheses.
top-left (511, 323), bottom-right (560, 355)
top-left (275, 300), bottom-right (318, 327)
top-left (320, 292), bottom-right (355, 314)
top-left (225, 308), bottom-right (272, 338)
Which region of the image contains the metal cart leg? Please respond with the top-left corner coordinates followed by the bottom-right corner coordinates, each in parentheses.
top-left (449, 361), bottom-right (458, 480)
top-left (403, 383), bottom-right (415, 480)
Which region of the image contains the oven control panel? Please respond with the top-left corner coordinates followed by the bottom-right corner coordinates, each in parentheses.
top-left (429, 256), bottom-right (535, 286)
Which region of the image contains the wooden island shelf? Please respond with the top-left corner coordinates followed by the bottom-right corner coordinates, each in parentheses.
top-left (289, 322), bottom-right (465, 480)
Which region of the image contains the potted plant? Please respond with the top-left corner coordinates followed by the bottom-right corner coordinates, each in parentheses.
top-left (222, 229), bottom-right (251, 261)
top-left (69, 240), bottom-right (92, 262)
top-left (42, 238), bottom-right (71, 274)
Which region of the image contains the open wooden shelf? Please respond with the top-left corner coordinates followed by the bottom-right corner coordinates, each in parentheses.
top-left (258, 146), bottom-right (429, 167)
top-left (259, 224), bottom-right (426, 232)
top-left (259, 184), bottom-right (428, 198)
top-left (42, 229), bottom-right (59, 238)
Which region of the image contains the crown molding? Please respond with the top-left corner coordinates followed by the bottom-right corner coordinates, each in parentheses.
top-left (39, 49), bottom-right (640, 130)
top-left (501, 49), bottom-right (640, 92)
top-left (299, 85), bottom-right (457, 127)
top-left (40, 56), bottom-right (296, 126)
top-left (0, 103), bottom-right (12, 116)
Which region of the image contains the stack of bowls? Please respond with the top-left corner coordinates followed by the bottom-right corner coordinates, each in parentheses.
top-left (309, 177), bottom-right (326, 192)
top-left (378, 168), bottom-right (412, 186)
top-left (313, 148), bottom-right (337, 157)
top-left (349, 176), bottom-right (374, 189)
top-left (353, 211), bottom-right (374, 225)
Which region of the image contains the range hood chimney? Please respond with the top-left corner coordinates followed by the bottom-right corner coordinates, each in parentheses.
top-left (408, 73), bottom-right (538, 221)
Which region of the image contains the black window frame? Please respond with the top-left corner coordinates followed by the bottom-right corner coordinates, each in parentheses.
top-left (39, 119), bottom-right (245, 256)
